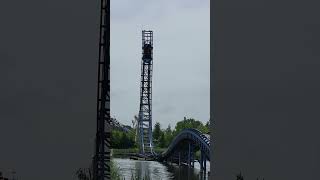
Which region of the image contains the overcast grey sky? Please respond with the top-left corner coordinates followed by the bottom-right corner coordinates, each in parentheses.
top-left (0, 0), bottom-right (209, 179)
top-left (110, 0), bottom-right (210, 128)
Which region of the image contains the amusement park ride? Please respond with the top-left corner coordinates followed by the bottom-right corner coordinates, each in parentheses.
top-left (91, 1), bottom-right (210, 179)
top-left (137, 30), bottom-right (155, 156)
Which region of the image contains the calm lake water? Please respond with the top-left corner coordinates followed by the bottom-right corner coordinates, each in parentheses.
top-left (113, 158), bottom-right (210, 180)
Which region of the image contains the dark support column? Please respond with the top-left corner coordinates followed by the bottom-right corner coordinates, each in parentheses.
top-left (188, 142), bottom-right (191, 167)
top-left (200, 151), bottom-right (203, 171)
top-left (179, 151), bottom-right (181, 166)
top-left (204, 155), bottom-right (207, 173)
top-left (191, 143), bottom-right (194, 168)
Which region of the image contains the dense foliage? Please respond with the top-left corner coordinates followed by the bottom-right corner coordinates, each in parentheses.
top-left (111, 117), bottom-right (210, 149)
top-left (111, 129), bottom-right (136, 149)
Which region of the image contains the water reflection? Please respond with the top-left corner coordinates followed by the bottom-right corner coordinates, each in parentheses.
top-left (114, 158), bottom-right (210, 180)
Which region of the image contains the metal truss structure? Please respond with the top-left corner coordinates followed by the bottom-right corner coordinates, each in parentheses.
top-left (137, 30), bottom-right (154, 155)
top-left (93, 0), bottom-right (110, 179)
top-left (158, 128), bottom-right (211, 172)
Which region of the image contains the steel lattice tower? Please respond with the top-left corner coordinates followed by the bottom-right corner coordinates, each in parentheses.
top-left (93, 0), bottom-right (110, 179)
top-left (138, 30), bottom-right (154, 155)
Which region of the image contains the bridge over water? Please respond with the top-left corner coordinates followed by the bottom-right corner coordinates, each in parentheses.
top-left (156, 128), bottom-right (210, 172)
top-left (118, 127), bottom-right (211, 173)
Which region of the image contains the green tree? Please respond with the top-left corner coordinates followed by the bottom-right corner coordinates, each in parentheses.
top-left (166, 124), bottom-right (172, 133)
top-left (158, 132), bottom-right (166, 148)
top-left (164, 124), bottom-right (174, 147)
top-left (120, 133), bottom-right (129, 148)
top-left (111, 129), bottom-right (136, 149)
top-left (127, 128), bottom-right (137, 148)
top-left (173, 117), bottom-right (208, 135)
top-left (111, 130), bottom-right (122, 148)
top-left (153, 122), bottom-right (162, 142)
top-left (197, 123), bottom-right (208, 133)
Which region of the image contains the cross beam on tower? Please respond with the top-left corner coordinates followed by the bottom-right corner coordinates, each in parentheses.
top-left (93, 0), bottom-right (111, 179)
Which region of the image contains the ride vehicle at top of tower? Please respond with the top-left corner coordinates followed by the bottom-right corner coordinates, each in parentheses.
top-left (142, 43), bottom-right (153, 61)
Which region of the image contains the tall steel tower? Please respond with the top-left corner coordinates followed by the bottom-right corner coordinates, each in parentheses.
top-left (93, 0), bottom-right (110, 179)
top-left (138, 30), bottom-right (154, 155)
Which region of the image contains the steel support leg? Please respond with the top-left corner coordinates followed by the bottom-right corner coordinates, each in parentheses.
top-left (179, 151), bottom-right (181, 166)
top-left (188, 142), bottom-right (191, 167)
top-left (204, 155), bottom-right (207, 173)
top-left (191, 144), bottom-right (194, 168)
top-left (200, 151), bottom-right (203, 171)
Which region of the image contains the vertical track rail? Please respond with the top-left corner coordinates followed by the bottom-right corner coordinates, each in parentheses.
top-left (93, 0), bottom-right (110, 179)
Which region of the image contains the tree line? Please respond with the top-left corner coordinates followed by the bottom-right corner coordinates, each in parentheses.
top-left (111, 117), bottom-right (210, 149)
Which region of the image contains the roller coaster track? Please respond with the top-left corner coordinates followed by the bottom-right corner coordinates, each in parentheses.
top-left (108, 118), bottom-right (129, 132)
top-left (157, 128), bottom-right (211, 162)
